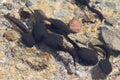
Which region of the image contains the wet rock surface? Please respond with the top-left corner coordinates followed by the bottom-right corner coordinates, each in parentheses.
top-left (0, 0), bottom-right (119, 80)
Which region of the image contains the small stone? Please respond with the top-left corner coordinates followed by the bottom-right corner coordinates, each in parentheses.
top-left (75, 70), bottom-right (87, 78)
top-left (25, 0), bottom-right (33, 7)
top-left (3, 30), bottom-right (20, 41)
top-left (105, 17), bottom-right (118, 26)
top-left (69, 18), bottom-right (82, 33)
top-left (0, 52), bottom-right (4, 59)
top-left (68, 3), bottom-right (74, 10)
top-left (105, 2), bottom-right (116, 10)
top-left (6, 3), bottom-right (13, 10)
top-left (74, 8), bottom-right (84, 18)
top-left (54, 10), bottom-right (67, 18)
top-left (96, 0), bottom-right (102, 3)
top-left (50, 0), bottom-right (57, 2)
top-left (16, 63), bottom-right (28, 71)
top-left (99, 25), bottom-right (110, 30)
top-left (110, 68), bottom-right (119, 75)
top-left (111, 57), bottom-right (120, 63)
top-left (49, 65), bottom-right (57, 73)
top-left (99, 5), bottom-right (106, 10)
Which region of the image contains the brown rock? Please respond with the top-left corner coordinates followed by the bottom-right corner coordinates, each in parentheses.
top-left (3, 30), bottom-right (20, 41)
top-left (68, 3), bottom-right (75, 10)
top-left (0, 52), bottom-right (4, 59)
top-left (69, 18), bottom-right (82, 33)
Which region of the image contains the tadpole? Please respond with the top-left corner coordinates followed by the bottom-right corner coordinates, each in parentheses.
top-left (75, 0), bottom-right (105, 21)
top-left (4, 14), bottom-right (35, 47)
top-left (96, 45), bottom-right (112, 75)
top-left (32, 10), bottom-right (48, 43)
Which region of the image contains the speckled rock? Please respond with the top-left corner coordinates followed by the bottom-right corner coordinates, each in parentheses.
top-left (69, 18), bottom-right (82, 33)
top-left (3, 30), bottom-right (20, 41)
top-left (101, 28), bottom-right (120, 51)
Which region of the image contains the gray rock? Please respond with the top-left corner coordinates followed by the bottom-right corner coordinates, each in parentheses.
top-left (54, 10), bottom-right (68, 18)
top-left (16, 63), bottom-right (28, 71)
top-left (25, 0), bottom-right (33, 7)
top-left (99, 5), bottom-right (106, 10)
top-left (6, 3), bottom-right (13, 10)
top-left (75, 70), bottom-right (88, 78)
top-left (105, 17), bottom-right (118, 26)
top-left (105, 2), bottom-right (116, 10)
top-left (96, 0), bottom-right (102, 3)
top-left (25, 0), bottom-right (37, 7)
top-left (101, 28), bottom-right (120, 51)
top-left (99, 25), bottom-right (110, 30)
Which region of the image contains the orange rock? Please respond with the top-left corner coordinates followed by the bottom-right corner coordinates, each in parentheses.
top-left (0, 53), bottom-right (4, 59)
top-left (69, 18), bottom-right (82, 33)
top-left (68, 4), bottom-right (75, 10)
top-left (3, 30), bottom-right (20, 41)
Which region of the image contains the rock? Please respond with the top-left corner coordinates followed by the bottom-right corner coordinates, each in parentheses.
top-left (99, 5), bottom-right (106, 10)
top-left (68, 3), bottom-right (75, 10)
top-left (0, 51), bottom-right (6, 62)
top-left (3, 30), bottom-right (20, 41)
top-left (105, 2), bottom-right (116, 10)
top-left (99, 25), bottom-right (110, 30)
top-left (0, 52), bottom-right (4, 59)
top-left (96, 0), bottom-right (102, 3)
top-left (16, 63), bottom-right (28, 71)
top-left (101, 28), bottom-right (120, 51)
top-left (111, 56), bottom-right (120, 63)
top-left (75, 70), bottom-right (88, 78)
top-left (101, 8), bottom-right (114, 18)
top-left (25, 52), bottom-right (52, 71)
top-left (6, 3), bottom-right (13, 10)
top-left (54, 10), bottom-right (68, 18)
top-left (69, 18), bottom-right (82, 33)
top-left (105, 17), bottom-right (118, 26)
top-left (50, 0), bottom-right (57, 2)
top-left (110, 68), bottom-right (119, 75)
top-left (25, 0), bottom-right (35, 7)
top-left (74, 8), bottom-right (85, 18)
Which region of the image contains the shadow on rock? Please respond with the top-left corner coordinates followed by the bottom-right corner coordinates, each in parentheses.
top-left (35, 43), bottom-right (74, 74)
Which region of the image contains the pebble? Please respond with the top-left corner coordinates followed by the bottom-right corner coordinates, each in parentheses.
top-left (74, 8), bottom-right (85, 18)
top-left (96, 0), bottom-right (102, 4)
top-left (6, 3), bottom-right (13, 10)
top-left (111, 68), bottom-right (119, 75)
top-left (16, 63), bottom-right (28, 71)
top-left (99, 25), bottom-right (110, 30)
top-left (105, 17), bottom-right (118, 26)
top-left (99, 5), bottom-right (106, 10)
top-left (54, 10), bottom-right (68, 18)
top-left (3, 30), bottom-right (20, 41)
top-left (68, 3), bottom-right (74, 10)
top-left (75, 70), bottom-right (87, 78)
top-left (105, 2), bottom-right (116, 10)
top-left (25, 0), bottom-right (33, 7)
top-left (111, 57), bottom-right (120, 63)
top-left (69, 18), bottom-right (82, 33)
top-left (0, 52), bottom-right (4, 59)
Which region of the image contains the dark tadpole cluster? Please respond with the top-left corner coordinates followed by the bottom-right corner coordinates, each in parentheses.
top-left (4, 7), bottom-right (114, 75)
